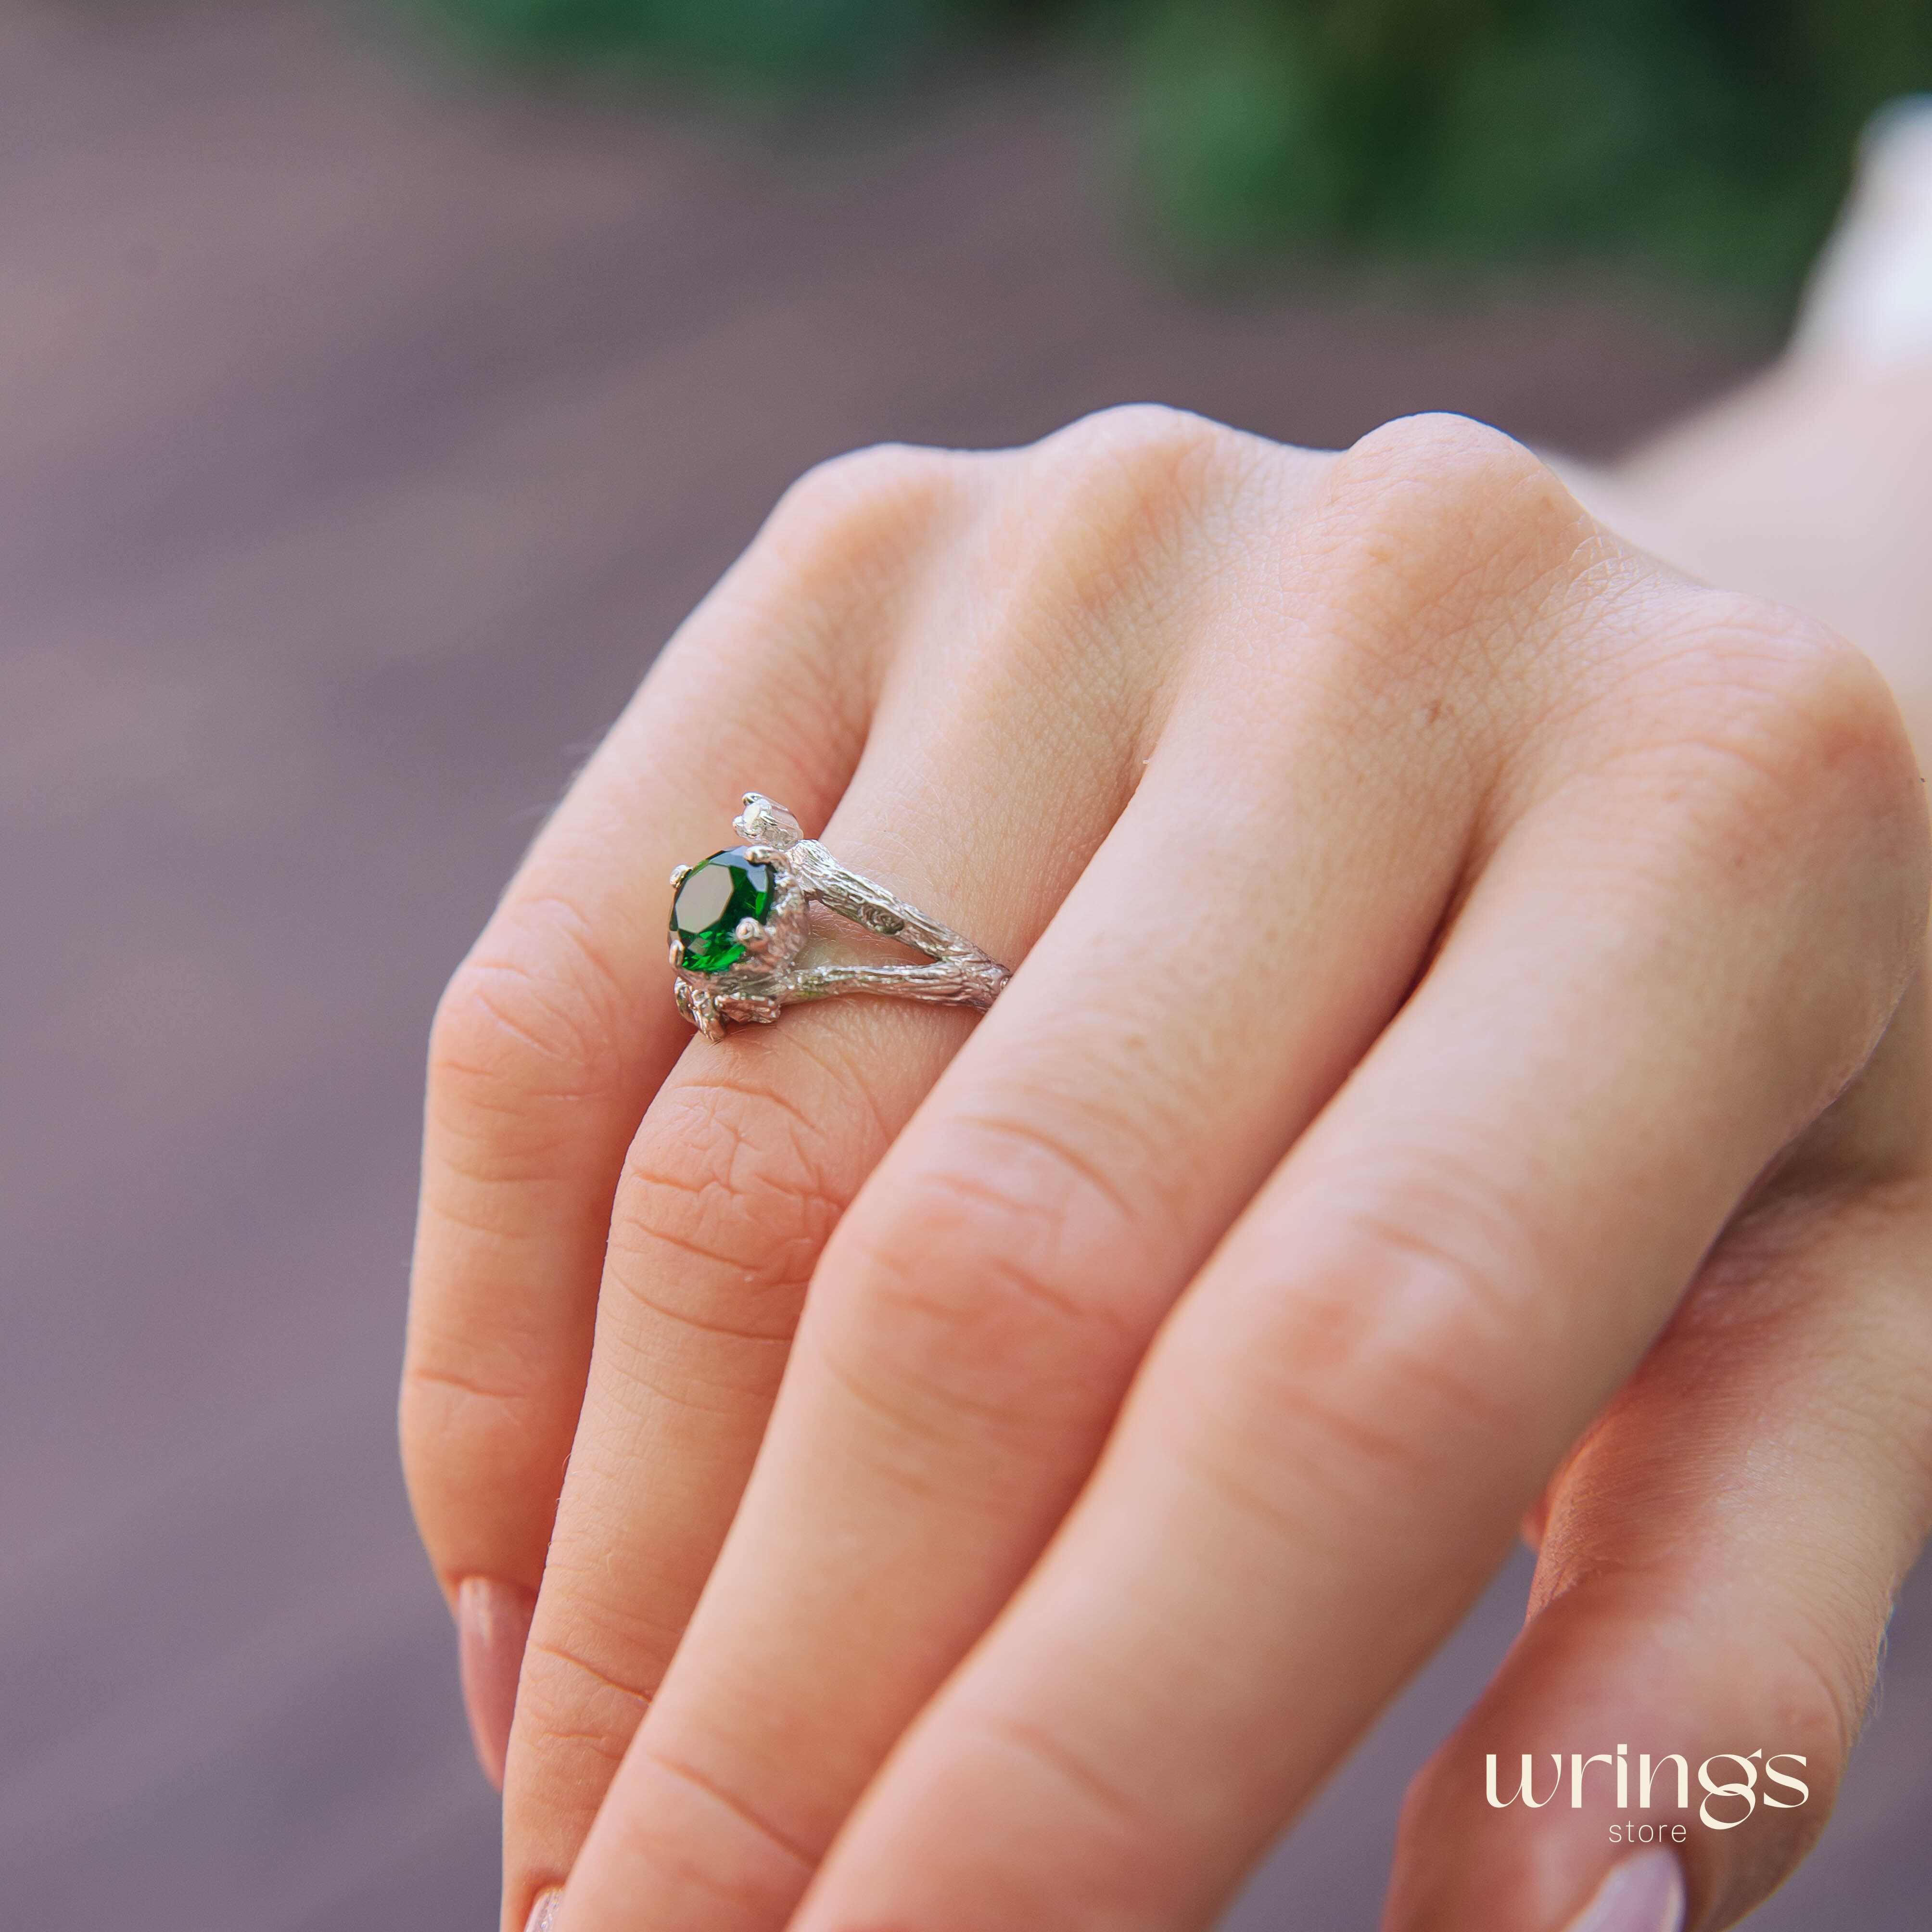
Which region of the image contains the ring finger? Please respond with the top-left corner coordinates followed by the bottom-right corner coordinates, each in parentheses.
top-left (398, 441), bottom-right (935, 1781)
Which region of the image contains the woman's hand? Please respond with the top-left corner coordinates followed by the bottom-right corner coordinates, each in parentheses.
top-left (399, 406), bottom-right (1932, 1932)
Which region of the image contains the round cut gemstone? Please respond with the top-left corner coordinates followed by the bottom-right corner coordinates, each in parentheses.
top-left (671, 847), bottom-right (773, 974)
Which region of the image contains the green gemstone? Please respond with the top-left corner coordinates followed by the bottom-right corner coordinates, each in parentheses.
top-left (671, 847), bottom-right (773, 974)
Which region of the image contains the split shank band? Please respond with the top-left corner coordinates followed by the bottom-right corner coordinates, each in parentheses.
top-left (668, 794), bottom-right (1011, 1042)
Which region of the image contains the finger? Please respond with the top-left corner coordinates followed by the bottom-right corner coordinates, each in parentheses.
top-left (400, 444), bottom-right (948, 1779)
top-left (500, 408), bottom-right (1277, 1915)
top-left (1386, 1001), bottom-right (1932, 1931)
top-left (778, 625), bottom-right (1923, 1932)
top-left (541, 421), bottom-right (1624, 1931)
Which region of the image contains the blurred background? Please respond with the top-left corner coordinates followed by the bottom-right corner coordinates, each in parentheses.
top-left (3, 1), bottom-right (1929, 1927)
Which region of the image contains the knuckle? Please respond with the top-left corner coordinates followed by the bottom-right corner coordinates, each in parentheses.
top-left (397, 1363), bottom-right (558, 1581)
top-left (1622, 591), bottom-right (1931, 997)
top-left (828, 1115), bottom-right (1150, 1436)
top-left (513, 1627), bottom-right (653, 1772)
top-left (966, 1703), bottom-right (1156, 1853)
top-left (1187, 1173), bottom-right (1539, 1540)
top-left (1037, 400), bottom-right (1240, 474)
top-left (1661, 591), bottom-right (1919, 817)
top-left (1310, 414), bottom-right (1589, 681)
top-left (1023, 403), bottom-right (1249, 538)
top-left (629, 1741), bottom-right (817, 1874)
top-left (1341, 411), bottom-right (1551, 506)
top-left (428, 898), bottom-right (632, 1131)
top-left (609, 1071), bottom-right (850, 1321)
top-left (398, 1352), bottom-right (534, 1472)
top-left (966, 405), bottom-right (1257, 679)
top-left (759, 440), bottom-right (966, 577)
top-left (537, 1743), bottom-right (819, 1926)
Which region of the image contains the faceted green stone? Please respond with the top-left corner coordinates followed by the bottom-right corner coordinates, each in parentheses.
top-left (671, 847), bottom-right (773, 974)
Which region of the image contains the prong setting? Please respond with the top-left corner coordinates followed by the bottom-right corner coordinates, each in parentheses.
top-left (667, 796), bottom-right (1009, 1039)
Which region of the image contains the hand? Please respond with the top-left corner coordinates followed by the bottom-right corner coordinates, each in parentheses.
top-left (400, 406), bottom-right (1932, 1932)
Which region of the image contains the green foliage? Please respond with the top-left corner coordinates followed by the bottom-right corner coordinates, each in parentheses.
top-left (399, 0), bottom-right (1932, 300)
top-left (399, 0), bottom-right (964, 84)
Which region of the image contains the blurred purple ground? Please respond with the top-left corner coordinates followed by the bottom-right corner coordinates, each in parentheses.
top-left (2, 4), bottom-right (1926, 1927)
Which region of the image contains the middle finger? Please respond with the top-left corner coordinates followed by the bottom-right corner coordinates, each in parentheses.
top-left (552, 420), bottom-right (1574, 1932)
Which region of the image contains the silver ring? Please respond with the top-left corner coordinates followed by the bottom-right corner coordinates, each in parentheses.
top-left (668, 793), bottom-right (1011, 1042)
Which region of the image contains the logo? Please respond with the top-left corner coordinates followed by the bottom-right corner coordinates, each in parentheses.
top-left (1485, 1747), bottom-right (1810, 1842)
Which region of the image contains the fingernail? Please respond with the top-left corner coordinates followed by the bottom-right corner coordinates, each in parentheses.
top-left (1559, 1849), bottom-right (1685, 1932)
top-left (523, 1890), bottom-right (562, 1932)
top-left (455, 1575), bottom-right (535, 1792)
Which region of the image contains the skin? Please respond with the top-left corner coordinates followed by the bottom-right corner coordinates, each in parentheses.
top-left (400, 391), bottom-right (1932, 1932)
